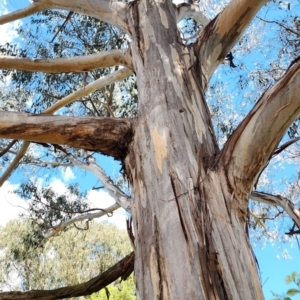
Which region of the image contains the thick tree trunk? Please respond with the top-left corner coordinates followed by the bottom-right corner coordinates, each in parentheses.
top-left (125, 2), bottom-right (263, 299)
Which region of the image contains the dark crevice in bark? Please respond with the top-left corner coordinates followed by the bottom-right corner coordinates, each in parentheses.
top-left (219, 183), bottom-right (232, 221)
top-left (170, 174), bottom-right (189, 242)
top-left (196, 187), bottom-right (229, 300)
top-left (154, 216), bottom-right (164, 299)
top-left (129, 1), bottom-right (144, 64)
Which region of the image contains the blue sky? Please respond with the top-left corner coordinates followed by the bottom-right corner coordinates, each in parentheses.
top-left (0, 0), bottom-right (300, 299)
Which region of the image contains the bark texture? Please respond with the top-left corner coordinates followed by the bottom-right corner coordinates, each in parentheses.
top-left (124, 1), bottom-right (263, 299)
top-left (0, 112), bottom-right (133, 159)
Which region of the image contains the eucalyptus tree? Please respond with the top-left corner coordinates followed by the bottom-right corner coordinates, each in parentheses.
top-left (0, 0), bottom-right (300, 299)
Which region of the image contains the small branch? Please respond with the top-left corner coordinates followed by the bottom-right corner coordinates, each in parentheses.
top-left (0, 50), bottom-right (133, 73)
top-left (0, 140), bottom-right (17, 157)
top-left (0, 251), bottom-right (134, 300)
top-left (0, 141), bottom-right (30, 187)
top-left (68, 155), bottom-right (131, 210)
top-left (253, 137), bottom-right (300, 188)
top-left (45, 67), bottom-right (133, 114)
top-left (271, 137), bottom-right (300, 158)
top-left (257, 16), bottom-right (300, 37)
top-left (43, 203), bottom-right (120, 241)
top-left (250, 191), bottom-right (300, 229)
top-left (51, 11), bottom-right (74, 43)
top-left (286, 229), bottom-right (300, 236)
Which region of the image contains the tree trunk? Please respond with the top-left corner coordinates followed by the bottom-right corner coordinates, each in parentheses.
top-left (125, 2), bottom-right (263, 299)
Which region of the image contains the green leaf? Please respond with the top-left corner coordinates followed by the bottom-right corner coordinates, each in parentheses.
top-left (286, 276), bottom-right (294, 284)
top-left (286, 288), bottom-right (299, 296)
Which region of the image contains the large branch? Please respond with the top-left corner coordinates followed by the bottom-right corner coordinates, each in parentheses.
top-left (0, 251), bottom-right (134, 300)
top-left (0, 112), bottom-right (133, 160)
top-left (0, 50), bottom-right (133, 73)
top-left (220, 59), bottom-right (300, 196)
top-left (250, 191), bottom-right (300, 229)
top-left (195, 0), bottom-right (269, 87)
top-left (0, 0), bottom-right (130, 34)
top-left (0, 68), bottom-right (133, 186)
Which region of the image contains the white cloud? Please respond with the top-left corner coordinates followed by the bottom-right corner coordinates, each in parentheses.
top-left (0, 2), bottom-right (22, 44)
top-left (0, 179), bottom-right (128, 231)
top-left (49, 178), bottom-right (68, 193)
top-left (0, 181), bottom-right (28, 226)
top-left (61, 167), bottom-right (75, 182)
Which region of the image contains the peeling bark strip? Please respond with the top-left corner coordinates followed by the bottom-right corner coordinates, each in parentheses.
top-left (0, 112), bottom-right (133, 160)
top-left (0, 252), bottom-right (134, 300)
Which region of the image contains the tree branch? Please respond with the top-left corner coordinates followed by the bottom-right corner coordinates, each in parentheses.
top-left (0, 251), bottom-right (134, 300)
top-left (69, 155), bottom-right (131, 210)
top-left (0, 141), bottom-right (30, 187)
top-left (220, 58), bottom-right (300, 198)
top-left (0, 2), bottom-right (45, 24)
top-left (175, 3), bottom-right (209, 26)
top-left (0, 50), bottom-right (133, 73)
top-left (45, 67), bottom-right (133, 113)
top-left (43, 203), bottom-right (120, 241)
top-left (250, 191), bottom-right (300, 229)
top-left (195, 0), bottom-right (270, 87)
top-left (0, 0), bottom-right (130, 34)
top-left (257, 16), bottom-right (300, 38)
top-left (0, 112), bottom-right (133, 160)
top-left (271, 137), bottom-right (300, 158)
top-left (0, 68), bottom-right (133, 186)
top-left (0, 140), bottom-right (17, 157)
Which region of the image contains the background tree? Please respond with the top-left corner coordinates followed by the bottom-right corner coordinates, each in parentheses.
top-left (89, 276), bottom-right (136, 300)
top-left (0, 218), bottom-right (132, 292)
top-left (0, 0), bottom-right (300, 299)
